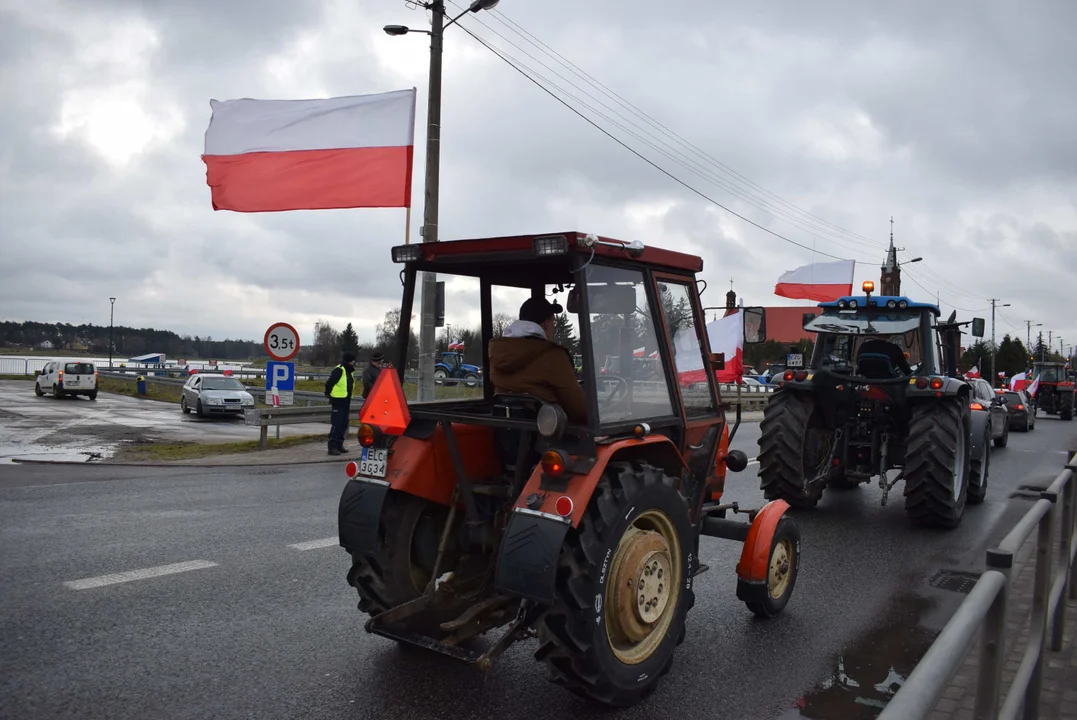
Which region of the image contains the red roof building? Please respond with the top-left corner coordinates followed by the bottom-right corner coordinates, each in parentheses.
top-left (764, 306), bottom-right (823, 343)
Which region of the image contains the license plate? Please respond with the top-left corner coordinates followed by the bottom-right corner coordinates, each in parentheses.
top-left (67, 379), bottom-right (79, 386)
top-left (359, 448), bottom-right (388, 478)
top-left (786, 353), bottom-right (804, 368)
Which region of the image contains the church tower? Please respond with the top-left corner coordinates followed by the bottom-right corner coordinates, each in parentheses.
top-left (880, 217), bottom-right (901, 296)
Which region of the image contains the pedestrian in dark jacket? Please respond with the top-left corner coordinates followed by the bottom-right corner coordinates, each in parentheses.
top-left (324, 352), bottom-right (356, 455)
top-left (361, 352), bottom-right (386, 399)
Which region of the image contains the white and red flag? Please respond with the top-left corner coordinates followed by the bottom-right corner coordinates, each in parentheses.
top-left (774, 259), bottom-right (855, 302)
top-left (966, 364), bottom-right (981, 379)
top-left (1027, 375), bottom-right (1040, 398)
top-left (447, 340), bottom-right (465, 351)
top-left (670, 311), bottom-right (744, 386)
top-left (202, 89), bottom-right (416, 212)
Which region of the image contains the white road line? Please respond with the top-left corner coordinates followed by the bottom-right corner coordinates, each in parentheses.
top-left (288, 537), bottom-right (338, 552)
top-left (63, 560), bottom-right (219, 590)
top-left (747, 456), bottom-right (759, 466)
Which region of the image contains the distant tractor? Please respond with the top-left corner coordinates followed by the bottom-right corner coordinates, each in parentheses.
top-left (338, 231), bottom-right (802, 706)
top-left (757, 281), bottom-right (987, 528)
top-left (1032, 361), bottom-right (1075, 421)
top-left (434, 350), bottom-right (482, 386)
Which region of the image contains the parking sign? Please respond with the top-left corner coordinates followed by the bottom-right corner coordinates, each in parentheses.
top-left (266, 361), bottom-right (295, 406)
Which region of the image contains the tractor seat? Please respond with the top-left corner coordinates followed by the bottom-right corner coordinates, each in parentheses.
top-left (491, 394), bottom-right (544, 471)
top-left (857, 352), bottom-right (896, 379)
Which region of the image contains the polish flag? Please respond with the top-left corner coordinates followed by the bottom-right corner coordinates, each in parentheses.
top-left (774, 260), bottom-right (855, 302)
top-left (202, 89), bottom-right (416, 212)
top-left (633, 347), bottom-right (646, 358)
top-left (966, 364), bottom-right (981, 379)
top-left (1027, 375), bottom-right (1040, 398)
top-left (1010, 371), bottom-right (1027, 391)
top-left (447, 340), bottom-right (465, 351)
top-left (670, 312), bottom-right (744, 386)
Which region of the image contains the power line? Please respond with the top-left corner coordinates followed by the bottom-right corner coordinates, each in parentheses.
top-left (452, 20), bottom-right (866, 261)
top-left (450, 2), bottom-right (882, 258)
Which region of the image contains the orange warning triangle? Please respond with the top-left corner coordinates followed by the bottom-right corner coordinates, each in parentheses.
top-left (358, 368), bottom-right (411, 435)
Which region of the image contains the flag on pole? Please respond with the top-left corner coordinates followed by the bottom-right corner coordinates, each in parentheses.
top-left (202, 89), bottom-right (416, 212)
top-left (1027, 375), bottom-right (1040, 398)
top-left (965, 364), bottom-right (981, 379)
top-left (774, 260), bottom-right (855, 301)
top-left (447, 340), bottom-right (465, 351)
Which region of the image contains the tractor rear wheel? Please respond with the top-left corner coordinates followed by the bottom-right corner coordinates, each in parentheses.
top-left (535, 460), bottom-right (694, 707)
top-left (346, 490), bottom-right (451, 615)
top-left (903, 401), bottom-right (970, 528)
top-left (1062, 396), bottom-right (1074, 421)
top-left (757, 391), bottom-right (831, 508)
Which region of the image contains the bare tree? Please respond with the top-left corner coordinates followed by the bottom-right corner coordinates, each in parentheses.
top-left (493, 313), bottom-right (514, 337)
top-left (311, 320), bottom-right (339, 367)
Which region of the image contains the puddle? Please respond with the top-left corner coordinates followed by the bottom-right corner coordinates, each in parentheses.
top-left (776, 593), bottom-right (945, 719)
top-left (0, 441), bottom-right (118, 464)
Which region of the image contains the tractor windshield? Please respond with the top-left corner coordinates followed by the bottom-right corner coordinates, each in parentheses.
top-left (805, 309), bottom-right (922, 336)
top-left (583, 264), bottom-right (675, 424)
top-left (1035, 365), bottom-right (1063, 382)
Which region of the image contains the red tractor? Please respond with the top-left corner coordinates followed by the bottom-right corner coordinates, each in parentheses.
top-left (337, 231), bottom-right (802, 706)
top-left (1032, 361), bottom-right (1075, 420)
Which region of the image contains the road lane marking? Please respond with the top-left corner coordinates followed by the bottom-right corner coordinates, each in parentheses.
top-left (289, 537), bottom-right (338, 551)
top-left (64, 560), bottom-right (219, 590)
top-left (747, 456), bottom-right (759, 466)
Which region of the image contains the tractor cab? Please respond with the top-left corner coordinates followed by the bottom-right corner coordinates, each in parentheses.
top-left (337, 231), bottom-right (802, 706)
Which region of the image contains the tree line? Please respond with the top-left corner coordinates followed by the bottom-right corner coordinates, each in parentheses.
top-left (0, 321), bottom-right (263, 360)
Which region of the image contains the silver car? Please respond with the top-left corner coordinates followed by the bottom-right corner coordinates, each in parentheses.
top-left (180, 373), bottom-right (255, 417)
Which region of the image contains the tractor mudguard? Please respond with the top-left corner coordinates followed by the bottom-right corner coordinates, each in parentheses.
top-left (509, 435), bottom-right (687, 528)
top-left (378, 424), bottom-right (502, 506)
top-left (734, 499), bottom-right (793, 602)
top-left (969, 410), bottom-right (989, 461)
top-left (493, 508), bottom-right (572, 604)
top-left (496, 435), bottom-right (686, 605)
top-left (338, 478), bottom-right (390, 557)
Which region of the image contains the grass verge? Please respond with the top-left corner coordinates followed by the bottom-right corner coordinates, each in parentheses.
top-left (97, 377), bottom-right (184, 403)
top-left (114, 433), bottom-right (325, 462)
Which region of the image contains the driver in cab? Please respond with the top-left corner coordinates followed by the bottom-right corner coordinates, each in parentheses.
top-left (488, 297), bottom-right (588, 424)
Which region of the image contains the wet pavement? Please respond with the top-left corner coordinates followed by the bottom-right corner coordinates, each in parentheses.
top-left (0, 380), bottom-right (330, 463)
top-left (1, 409), bottom-right (1074, 718)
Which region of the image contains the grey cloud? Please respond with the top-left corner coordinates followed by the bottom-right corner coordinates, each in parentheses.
top-left (1, 0), bottom-right (1074, 349)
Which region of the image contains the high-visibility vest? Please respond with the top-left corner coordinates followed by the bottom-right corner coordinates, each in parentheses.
top-left (330, 365), bottom-right (350, 398)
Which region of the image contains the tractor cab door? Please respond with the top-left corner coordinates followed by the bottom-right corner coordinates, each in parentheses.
top-left (652, 274), bottom-right (723, 494)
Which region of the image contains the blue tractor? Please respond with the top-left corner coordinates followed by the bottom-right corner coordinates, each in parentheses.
top-left (434, 351), bottom-right (482, 386)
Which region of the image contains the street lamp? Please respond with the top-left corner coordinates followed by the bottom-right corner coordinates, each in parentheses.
top-left (108, 297), bottom-right (116, 369)
top-left (384, 0), bottom-right (502, 401)
top-left (898, 257), bottom-right (922, 265)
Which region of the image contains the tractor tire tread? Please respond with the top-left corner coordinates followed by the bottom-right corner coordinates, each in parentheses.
top-left (903, 400), bottom-right (970, 527)
top-left (757, 391), bottom-right (825, 508)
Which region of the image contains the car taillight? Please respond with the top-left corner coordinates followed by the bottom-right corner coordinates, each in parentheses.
top-left (783, 370), bottom-right (795, 381)
top-left (541, 450), bottom-right (568, 478)
top-left (929, 377), bottom-right (944, 390)
top-left (1015, 404), bottom-right (1024, 410)
top-left (970, 402), bottom-right (984, 411)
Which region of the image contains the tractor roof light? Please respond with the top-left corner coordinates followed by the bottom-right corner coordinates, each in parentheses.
top-left (848, 299), bottom-right (858, 309)
top-left (898, 300), bottom-right (909, 309)
top-left (540, 449), bottom-right (569, 478)
top-left (886, 299), bottom-right (897, 309)
top-left (537, 403), bottom-right (568, 439)
top-left (391, 244), bottom-right (422, 263)
top-left (837, 299), bottom-right (848, 309)
top-left (862, 280), bottom-right (875, 293)
top-left (533, 234), bottom-right (569, 256)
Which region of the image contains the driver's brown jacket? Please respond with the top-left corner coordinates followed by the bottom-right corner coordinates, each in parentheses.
top-left (488, 337), bottom-right (588, 423)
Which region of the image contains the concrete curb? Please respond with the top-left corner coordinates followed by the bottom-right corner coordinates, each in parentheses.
top-left (10, 454), bottom-right (342, 469)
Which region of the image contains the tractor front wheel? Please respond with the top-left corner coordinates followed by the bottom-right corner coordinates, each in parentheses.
top-left (744, 515), bottom-right (801, 618)
top-left (757, 391), bottom-right (831, 508)
top-left (1062, 396), bottom-right (1074, 421)
top-left (535, 461), bottom-right (695, 707)
top-left (903, 401), bottom-right (970, 528)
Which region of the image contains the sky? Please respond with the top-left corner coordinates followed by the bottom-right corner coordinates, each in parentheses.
top-left (1, 0), bottom-right (1074, 356)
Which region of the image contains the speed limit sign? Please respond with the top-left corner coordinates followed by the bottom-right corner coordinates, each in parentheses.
top-left (264, 322), bottom-right (300, 362)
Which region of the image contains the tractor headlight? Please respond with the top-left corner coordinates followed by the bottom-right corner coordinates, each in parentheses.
top-left (537, 403), bottom-right (568, 438)
top-left (533, 234), bottom-right (569, 256)
top-left (391, 245), bottom-right (421, 263)
top-left (886, 299), bottom-right (898, 309)
top-left (898, 300), bottom-right (908, 309)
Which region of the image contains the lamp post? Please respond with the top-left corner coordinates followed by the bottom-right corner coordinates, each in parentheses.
top-left (988, 299), bottom-right (1009, 386)
top-left (108, 297), bottom-right (116, 369)
top-left (385, 0), bottom-right (501, 401)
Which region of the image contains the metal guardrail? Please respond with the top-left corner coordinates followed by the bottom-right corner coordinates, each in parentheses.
top-left (244, 405), bottom-right (338, 449)
top-left (879, 451), bottom-right (1077, 720)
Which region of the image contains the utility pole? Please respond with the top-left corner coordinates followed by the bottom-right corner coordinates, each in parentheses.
top-left (1025, 320), bottom-right (1041, 350)
top-left (988, 298), bottom-right (1009, 386)
top-left (415, 1), bottom-right (446, 403)
top-left (108, 297), bottom-right (116, 369)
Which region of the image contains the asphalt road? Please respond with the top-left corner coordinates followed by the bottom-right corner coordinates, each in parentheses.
top-left (0, 380), bottom-right (328, 463)
top-left (1, 415), bottom-right (1075, 720)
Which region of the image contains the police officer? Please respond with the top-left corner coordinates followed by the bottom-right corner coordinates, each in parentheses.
top-left (361, 351), bottom-right (386, 399)
top-left (324, 352), bottom-right (356, 456)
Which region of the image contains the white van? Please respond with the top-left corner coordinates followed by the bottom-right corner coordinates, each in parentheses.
top-left (35, 360), bottom-right (99, 399)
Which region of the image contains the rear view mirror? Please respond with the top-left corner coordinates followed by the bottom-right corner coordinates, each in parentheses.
top-left (743, 306), bottom-right (766, 344)
top-left (587, 284), bottom-right (637, 314)
top-left (971, 318), bottom-right (985, 337)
